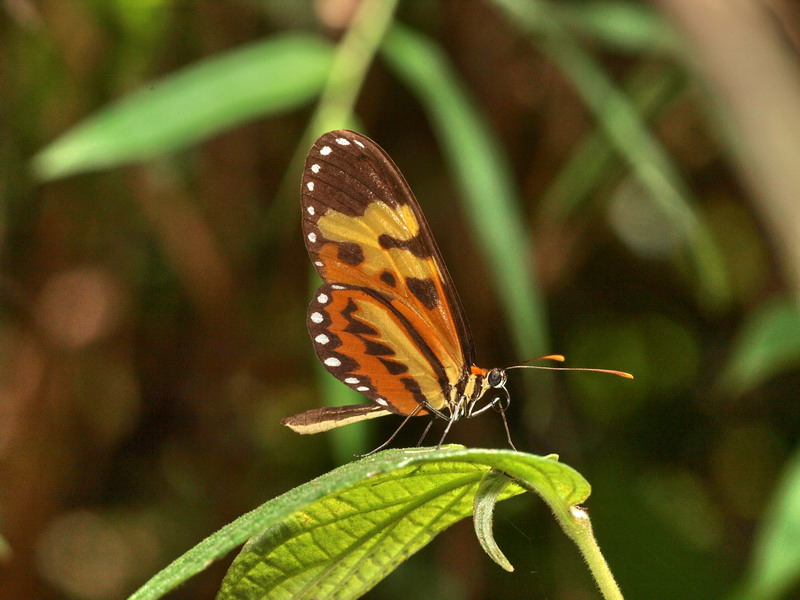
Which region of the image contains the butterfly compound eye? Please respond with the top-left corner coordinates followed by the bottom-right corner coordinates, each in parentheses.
top-left (487, 368), bottom-right (506, 388)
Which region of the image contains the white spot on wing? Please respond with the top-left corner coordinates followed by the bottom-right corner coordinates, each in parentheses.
top-left (307, 232), bottom-right (317, 243)
top-left (310, 312), bottom-right (323, 324)
top-left (324, 357), bottom-right (341, 367)
top-left (331, 284), bottom-right (345, 290)
top-left (314, 261), bottom-right (324, 267)
top-left (335, 137), bottom-right (351, 146)
top-left (315, 334), bottom-right (330, 345)
top-left (376, 398), bottom-right (389, 407)
top-left (344, 377), bottom-right (359, 384)
top-left (356, 386), bottom-right (369, 392)
top-left (317, 293), bottom-right (329, 304)
top-left (306, 181), bottom-right (314, 191)
top-left (311, 163), bottom-right (320, 173)
top-left (320, 146), bottom-right (332, 155)
top-left (307, 206), bottom-right (315, 215)
top-left (354, 140), bottom-right (365, 148)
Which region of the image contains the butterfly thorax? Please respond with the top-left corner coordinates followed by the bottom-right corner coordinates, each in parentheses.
top-left (445, 366), bottom-right (507, 420)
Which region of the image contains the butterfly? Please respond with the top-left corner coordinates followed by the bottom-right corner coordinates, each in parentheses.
top-left (282, 130), bottom-right (631, 448)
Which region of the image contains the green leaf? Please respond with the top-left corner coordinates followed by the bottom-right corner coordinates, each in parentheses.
top-left (127, 447), bottom-right (609, 600)
top-left (33, 33), bottom-right (334, 180)
top-left (216, 447), bottom-right (589, 599)
top-left (718, 298), bottom-right (800, 395)
top-left (734, 448), bottom-right (800, 600)
top-left (474, 469), bottom-right (516, 572)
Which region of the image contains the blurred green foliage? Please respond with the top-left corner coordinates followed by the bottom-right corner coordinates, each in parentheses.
top-left (2, 1), bottom-right (800, 599)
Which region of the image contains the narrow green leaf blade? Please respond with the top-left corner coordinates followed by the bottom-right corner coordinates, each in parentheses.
top-left (718, 298), bottom-right (800, 395)
top-left (34, 33), bottom-right (333, 180)
top-left (474, 469), bottom-right (516, 572)
top-left (559, 1), bottom-right (679, 54)
top-left (490, 0), bottom-right (730, 307)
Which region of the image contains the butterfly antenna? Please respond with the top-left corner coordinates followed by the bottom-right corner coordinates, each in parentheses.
top-left (514, 354), bottom-right (567, 365)
top-left (356, 404), bottom-right (423, 458)
top-left (506, 355), bottom-right (634, 379)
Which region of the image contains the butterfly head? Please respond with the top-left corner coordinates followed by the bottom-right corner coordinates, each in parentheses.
top-left (472, 357), bottom-right (634, 416)
top-left (465, 366), bottom-right (511, 419)
top-left (486, 367), bottom-right (507, 389)
top-left (486, 368), bottom-right (512, 413)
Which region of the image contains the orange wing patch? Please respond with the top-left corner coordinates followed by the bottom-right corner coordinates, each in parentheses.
top-left (307, 283), bottom-right (451, 416)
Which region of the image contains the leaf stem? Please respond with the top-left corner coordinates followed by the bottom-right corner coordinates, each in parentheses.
top-left (266, 0), bottom-right (400, 242)
top-left (556, 505), bottom-right (624, 600)
top-left (312, 0), bottom-right (400, 132)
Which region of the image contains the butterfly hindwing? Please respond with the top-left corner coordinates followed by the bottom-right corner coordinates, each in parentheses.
top-left (301, 130), bottom-right (476, 388)
top-left (307, 283), bottom-right (450, 416)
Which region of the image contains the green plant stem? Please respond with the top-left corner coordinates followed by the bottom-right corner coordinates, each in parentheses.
top-left (268, 0), bottom-right (400, 238)
top-left (310, 0), bottom-right (400, 461)
top-left (560, 506), bottom-right (624, 600)
top-left (311, 0), bottom-right (400, 132)
top-left (531, 481), bottom-right (624, 600)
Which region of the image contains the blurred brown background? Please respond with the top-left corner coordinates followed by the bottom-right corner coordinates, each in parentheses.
top-left (2, 1), bottom-right (800, 599)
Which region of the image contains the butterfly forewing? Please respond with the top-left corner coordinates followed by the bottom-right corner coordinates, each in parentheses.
top-left (301, 130), bottom-right (476, 382)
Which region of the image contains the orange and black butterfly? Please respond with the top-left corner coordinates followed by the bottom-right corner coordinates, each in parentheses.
top-left (282, 130), bottom-right (631, 446)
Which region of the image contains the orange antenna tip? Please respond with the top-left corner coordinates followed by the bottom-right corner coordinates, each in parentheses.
top-left (505, 364), bottom-right (635, 379)
top-left (540, 354), bottom-right (565, 362)
top-left (528, 354), bottom-right (565, 362)
top-left (563, 367), bottom-right (635, 379)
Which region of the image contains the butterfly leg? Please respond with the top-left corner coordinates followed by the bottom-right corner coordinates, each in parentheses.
top-left (435, 396), bottom-right (464, 448)
top-left (498, 408), bottom-right (517, 451)
top-left (415, 416), bottom-right (436, 447)
top-left (355, 403), bottom-right (423, 458)
top-left (436, 413), bottom-right (459, 449)
top-left (491, 390), bottom-right (517, 451)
